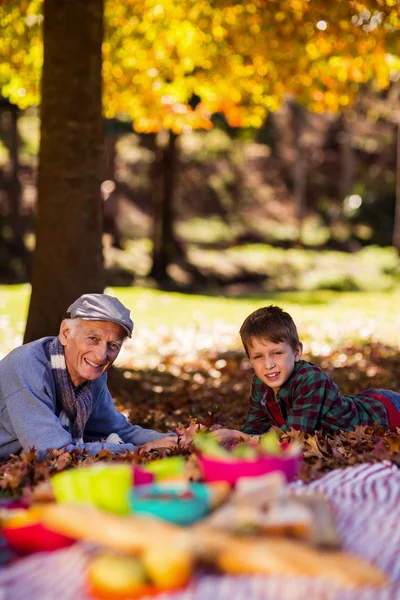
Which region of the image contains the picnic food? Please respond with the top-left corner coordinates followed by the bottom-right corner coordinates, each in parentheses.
top-left (191, 525), bottom-right (387, 588)
top-left (42, 504), bottom-right (194, 595)
top-left (87, 553), bottom-right (152, 599)
top-left (194, 430), bottom-right (301, 459)
top-left (220, 536), bottom-right (388, 588)
top-left (195, 431), bottom-right (301, 485)
top-left (208, 472), bottom-right (341, 548)
top-left (206, 487), bottom-right (314, 540)
top-left (41, 504), bottom-right (184, 554)
top-left (87, 547), bottom-right (192, 598)
top-left (19, 470), bottom-right (389, 593)
top-left (142, 544), bottom-right (193, 590)
top-left (43, 505), bottom-right (194, 594)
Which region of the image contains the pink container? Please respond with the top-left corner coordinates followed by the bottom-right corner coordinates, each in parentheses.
top-left (198, 453), bottom-right (300, 486)
top-left (132, 465), bottom-right (155, 486)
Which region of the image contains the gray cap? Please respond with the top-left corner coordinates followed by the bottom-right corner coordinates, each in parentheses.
top-left (65, 293), bottom-right (133, 337)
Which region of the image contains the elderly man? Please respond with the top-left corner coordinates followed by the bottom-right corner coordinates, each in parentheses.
top-left (0, 293), bottom-right (178, 460)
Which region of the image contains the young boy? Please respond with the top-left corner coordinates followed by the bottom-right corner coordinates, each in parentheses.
top-left (216, 305), bottom-right (400, 441)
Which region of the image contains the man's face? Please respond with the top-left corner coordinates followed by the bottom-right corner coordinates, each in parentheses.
top-left (247, 337), bottom-right (302, 395)
top-left (59, 319), bottom-right (125, 387)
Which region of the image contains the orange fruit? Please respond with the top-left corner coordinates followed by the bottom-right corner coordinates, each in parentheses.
top-left (142, 544), bottom-right (192, 591)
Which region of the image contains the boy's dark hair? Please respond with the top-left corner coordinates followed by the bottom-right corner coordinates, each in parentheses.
top-left (240, 305), bottom-right (300, 355)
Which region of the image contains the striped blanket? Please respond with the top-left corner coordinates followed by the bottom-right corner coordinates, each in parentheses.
top-left (1, 462), bottom-right (400, 600)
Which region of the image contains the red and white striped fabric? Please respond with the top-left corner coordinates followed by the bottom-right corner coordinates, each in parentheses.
top-left (1, 462), bottom-right (400, 600)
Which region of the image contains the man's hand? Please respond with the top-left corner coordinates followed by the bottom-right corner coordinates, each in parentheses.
top-left (209, 428), bottom-right (251, 444)
top-left (175, 422), bottom-right (208, 449)
top-left (137, 435), bottom-right (179, 456)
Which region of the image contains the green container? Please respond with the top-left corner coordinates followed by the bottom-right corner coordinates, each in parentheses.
top-left (51, 464), bottom-right (133, 515)
top-left (142, 456), bottom-right (186, 480)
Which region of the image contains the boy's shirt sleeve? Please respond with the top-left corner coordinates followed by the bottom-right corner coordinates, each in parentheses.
top-left (280, 364), bottom-right (337, 433)
top-left (242, 375), bottom-right (273, 435)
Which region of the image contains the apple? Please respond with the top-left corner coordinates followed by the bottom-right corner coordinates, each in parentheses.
top-left (87, 553), bottom-right (149, 599)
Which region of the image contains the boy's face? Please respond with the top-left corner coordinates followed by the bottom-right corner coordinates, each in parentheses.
top-left (247, 337), bottom-right (302, 395)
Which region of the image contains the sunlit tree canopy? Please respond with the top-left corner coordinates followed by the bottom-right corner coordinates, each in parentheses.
top-left (0, 0), bottom-right (399, 132)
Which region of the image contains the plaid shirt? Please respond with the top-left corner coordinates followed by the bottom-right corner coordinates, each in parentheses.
top-left (242, 360), bottom-right (391, 435)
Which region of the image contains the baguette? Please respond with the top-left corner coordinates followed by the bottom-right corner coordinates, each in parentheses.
top-left (41, 504), bottom-right (184, 554)
top-left (217, 534), bottom-right (387, 588)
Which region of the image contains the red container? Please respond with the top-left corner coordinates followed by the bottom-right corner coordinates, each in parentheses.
top-left (2, 522), bottom-right (75, 555)
top-left (198, 453), bottom-right (300, 486)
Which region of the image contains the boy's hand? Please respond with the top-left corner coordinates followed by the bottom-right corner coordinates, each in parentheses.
top-left (209, 428), bottom-right (251, 444)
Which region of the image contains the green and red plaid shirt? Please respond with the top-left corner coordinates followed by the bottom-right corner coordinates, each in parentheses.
top-left (242, 360), bottom-right (391, 435)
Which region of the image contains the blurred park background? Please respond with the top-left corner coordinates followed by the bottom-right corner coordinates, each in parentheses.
top-left (0, 0), bottom-right (400, 429)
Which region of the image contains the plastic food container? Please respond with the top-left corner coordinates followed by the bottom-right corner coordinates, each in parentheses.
top-left (51, 463), bottom-right (133, 514)
top-left (132, 465), bottom-right (155, 486)
top-left (129, 482), bottom-right (210, 526)
top-left (198, 453), bottom-right (300, 486)
top-left (2, 510), bottom-right (74, 554)
top-left (141, 456), bottom-right (186, 481)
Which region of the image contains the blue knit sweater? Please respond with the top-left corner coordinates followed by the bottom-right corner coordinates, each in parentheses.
top-left (0, 337), bottom-right (169, 460)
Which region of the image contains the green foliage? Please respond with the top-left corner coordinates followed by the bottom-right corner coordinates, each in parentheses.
top-left (193, 432), bottom-right (231, 458)
top-left (103, 238), bottom-right (400, 294)
top-left (0, 140), bottom-right (8, 165)
top-left (186, 244), bottom-right (400, 293)
top-left (177, 217), bottom-right (238, 245)
top-left (300, 216), bottom-right (331, 247)
top-left (259, 431), bottom-right (281, 455)
top-left (17, 108), bottom-right (40, 160)
top-left (181, 129), bottom-right (234, 162)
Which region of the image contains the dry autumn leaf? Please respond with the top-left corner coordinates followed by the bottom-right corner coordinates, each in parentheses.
top-left (1, 337), bottom-right (400, 496)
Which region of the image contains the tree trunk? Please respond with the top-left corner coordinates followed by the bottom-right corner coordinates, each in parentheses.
top-left (393, 121), bottom-right (400, 254)
top-left (24, 0), bottom-right (105, 342)
top-left (149, 131), bottom-right (180, 283)
top-left (337, 112), bottom-right (354, 201)
top-left (103, 123), bottom-right (121, 248)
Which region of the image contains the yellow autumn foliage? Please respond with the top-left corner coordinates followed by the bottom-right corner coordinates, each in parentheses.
top-left (0, 0), bottom-right (398, 131)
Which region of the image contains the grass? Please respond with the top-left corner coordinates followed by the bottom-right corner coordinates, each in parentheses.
top-left (113, 286), bottom-right (400, 353)
top-left (106, 243), bottom-right (400, 294)
top-left (1, 284), bottom-right (400, 359)
top-left (0, 284), bottom-right (31, 357)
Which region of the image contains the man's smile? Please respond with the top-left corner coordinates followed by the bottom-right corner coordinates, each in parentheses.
top-left (84, 358), bottom-right (106, 368)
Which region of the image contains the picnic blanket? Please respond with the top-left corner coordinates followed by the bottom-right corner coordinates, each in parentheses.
top-left (1, 461), bottom-right (400, 600)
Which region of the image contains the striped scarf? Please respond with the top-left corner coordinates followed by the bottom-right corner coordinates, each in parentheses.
top-left (45, 337), bottom-right (92, 443)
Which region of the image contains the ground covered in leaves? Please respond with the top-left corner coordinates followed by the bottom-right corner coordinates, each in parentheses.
top-left (1, 322), bottom-right (400, 498)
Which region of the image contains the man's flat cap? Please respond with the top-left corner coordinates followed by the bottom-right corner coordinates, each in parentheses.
top-left (65, 293), bottom-right (133, 337)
